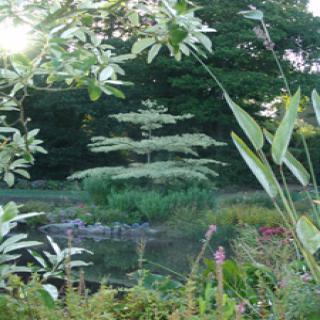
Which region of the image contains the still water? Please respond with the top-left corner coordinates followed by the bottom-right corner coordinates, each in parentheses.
top-left (26, 228), bottom-right (233, 285)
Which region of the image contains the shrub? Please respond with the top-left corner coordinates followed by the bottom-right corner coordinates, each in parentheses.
top-left (20, 201), bottom-right (53, 214)
top-left (104, 186), bottom-right (217, 223)
top-left (213, 204), bottom-right (283, 226)
top-left (83, 176), bottom-right (117, 205)
top-left (219, 192), bottom-right (274, 209)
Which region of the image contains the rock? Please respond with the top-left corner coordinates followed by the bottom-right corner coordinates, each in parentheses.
top-left (31, 180), bottom-right (47, 189)
top-left (39, 221), bottom-right (163, 240)
top-left (141, 222), bottom-right (150, 229)
top-left (39, 223), bottom-right (75, 234)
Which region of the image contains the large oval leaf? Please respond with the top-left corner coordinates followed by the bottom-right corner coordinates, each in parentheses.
top-left (311, 89), bottom-right (320, 126)
top-left (238, 9), bottom-right (264, 21)
top-left (132, 38), bottom-right (156, 54)
top-left (231, 132), bottom-right (278, 198)
top-left (296, 216), bottom-right (320, 255)
top-left (225, 93), bottom-right (264, 150)
top-left (272, 88), bottom-right (301, 165)
top-left (264, 129), bottom-right (310, 187)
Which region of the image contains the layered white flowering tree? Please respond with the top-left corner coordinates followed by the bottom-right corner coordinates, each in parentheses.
top-left (70, 99), bottom-right (226, 183)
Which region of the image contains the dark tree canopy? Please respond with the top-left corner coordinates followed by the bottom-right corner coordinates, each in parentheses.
top-left (26, 0), bottom-right (320, 185)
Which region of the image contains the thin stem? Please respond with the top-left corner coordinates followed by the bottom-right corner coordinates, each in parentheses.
top-left (190, 50), bottom-right (227, 94)
top-left (300, 133), bottom-right (319, 200)
top-left (279, 165), bottom-right (298, 219)
top-left (304, 187), bottom-right (320, 226)
top-left (146, 260), bottom-right (186, 280)
top-left (261, 20), bottom-right (291, 96)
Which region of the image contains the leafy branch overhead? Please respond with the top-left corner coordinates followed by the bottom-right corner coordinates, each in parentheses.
top-left (0, 0), bottom-right (213, 186)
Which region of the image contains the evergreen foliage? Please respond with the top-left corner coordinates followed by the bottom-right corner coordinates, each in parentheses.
top-left (70, 100), bottom-right (226, 183)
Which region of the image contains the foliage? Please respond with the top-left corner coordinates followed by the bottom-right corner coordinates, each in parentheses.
top-left (213, 204), bottom-right (283, 227)
top-left (70, 99), bottom-right (226, 185)
top-left (29, 235), bottom-right (92, 281)
top-left (101, 186), bottom-right (216, 223)
top-left (0, 201), bottom-right (43, 287)
top-left (0, 0), bottom-right (212, 185)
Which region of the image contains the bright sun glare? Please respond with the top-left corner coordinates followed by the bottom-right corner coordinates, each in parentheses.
top-left (0, 19), bottom-right (31, 54)
top-left (309, 0), bottom-right (320, 16)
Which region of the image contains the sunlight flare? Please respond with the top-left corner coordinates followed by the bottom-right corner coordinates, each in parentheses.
top-left (0, 19), bottom-right (31, 54)
top-left (309, 0), bottom-right (320, 16)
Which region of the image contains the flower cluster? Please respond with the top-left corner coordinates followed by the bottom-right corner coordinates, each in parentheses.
top-left (259, 226), bottom-right (286, 240)
top-left (214, 246), bottom-right (225, 265)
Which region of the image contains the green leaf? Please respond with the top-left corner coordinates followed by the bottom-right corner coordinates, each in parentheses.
top-left (147, 44), bottom-right (162, 64)
top-left (231, 132), bottom-right (278, 198)
top-left (296, 216), bottom-right (320, 255)
top-left (2, 202), bottom-right (19, 222)
top-left (14, 169), bottom-right (31, 179)
top-left (168, 23), bottom-right (188, 50)
top-left (132, 38), bottom-right (156, 54)
top-left (4, 172), bottom-right (14, 187)
top-left (61, 27), bottom-right (78, 39)
top-left (225, 93), bottom-right (264, 150)
top-left (28, 250), bottom-right (47, 268)
top-left (0, 234), bottom-right (27, 252)
top-left (175, 0), bottom-right (188, 14)
top-left (0, 68), bottom-right (18, 80)
top-left (99, 66), bottom-right (113, 81)
top-left (239, 9), bottom-right (264, 21)
top-left (38, 288), bottom-right (55, 309)
top-left (264, 130), bottom-right (310, 187)
top-left (42, 284), bottom-right (58, 301)
top-left (311, 89), bottom-right (320, 126)
top-left (101, 85), bottom-right (125, 99)
top-left (3, 240), bottom-right (42, 254)
top-left (272, 88), bottom-right (301, 164)
top-left (88, 82), bottom-right (102, 101)
top-left (128, 12), bottom-right (139, 26)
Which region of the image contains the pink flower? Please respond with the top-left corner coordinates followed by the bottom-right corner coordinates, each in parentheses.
top-left (278, 280), bottom-right (286, 289)
top-left (214, 246), bottom-right (225, 265)
top-left (237, 302), bottom-right (246, 314)
top-left (300, 273), bottom-right (312, 282)
top-left (205, 224), bottom-right (217, 240)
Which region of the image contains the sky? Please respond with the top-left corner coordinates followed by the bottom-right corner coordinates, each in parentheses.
top-left (309, 0), bottom-right (320, 16)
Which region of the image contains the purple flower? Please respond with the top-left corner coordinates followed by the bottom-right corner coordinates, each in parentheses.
top-left (66, 229), bottom-right (73, 237)
top-left (205, 224), bottom-right (217, 240)
top-left (214, 246), bottom-right (225, 265)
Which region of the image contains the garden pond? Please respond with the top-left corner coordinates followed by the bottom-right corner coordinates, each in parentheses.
top-left (24, 227), bottom-right (233, 286)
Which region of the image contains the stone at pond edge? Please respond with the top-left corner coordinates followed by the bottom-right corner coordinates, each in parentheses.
top-left (39, 222), bottom-right (163, 240)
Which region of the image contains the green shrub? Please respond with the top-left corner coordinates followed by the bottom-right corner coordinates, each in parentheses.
top-left (219, 192), bottom-right (274, 209)
top-left (105, 186), bottom-right (217, 223)
top-left (213, 204), bottom-right (283, 226)
top-left (19, 201), bottom-right (53, 227)
top-left (83, 176), bottom-right (127, 205)
top-left (20, 201), bottom-right (53, 214)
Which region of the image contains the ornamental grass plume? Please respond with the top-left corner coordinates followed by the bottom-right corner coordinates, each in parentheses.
top-left (185, 225), bottom-right (218, 317)
top-left (214, 246), bottom-right (225, 265)
top-left (215, 246), bottom-right (225, 320)
top-left (205, 224), bottom-right (217, 240)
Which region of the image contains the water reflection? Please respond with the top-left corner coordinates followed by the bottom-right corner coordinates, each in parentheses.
top-left (27, 228), bottom-right (233, 285)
